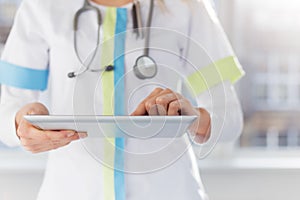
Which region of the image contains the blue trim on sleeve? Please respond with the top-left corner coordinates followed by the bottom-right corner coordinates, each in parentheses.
top-left (114, 8), bottom-right (127, 200)
top-left (0, 61), bottom-right (48, 91)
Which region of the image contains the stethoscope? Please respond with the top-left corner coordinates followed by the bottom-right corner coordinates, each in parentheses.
top-left (68, 0), bottom-right (157, 79)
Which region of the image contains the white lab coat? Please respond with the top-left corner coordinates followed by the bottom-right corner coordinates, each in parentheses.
top-left (0, 0), bottom-right (244, 199)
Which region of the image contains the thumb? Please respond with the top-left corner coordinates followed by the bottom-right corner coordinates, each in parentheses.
top-left (27, 108), bottom-right (48, 115)
top-left (27, 103), bottom-right (49, 115)
top-left (28, 110), bottom-right (35, 115)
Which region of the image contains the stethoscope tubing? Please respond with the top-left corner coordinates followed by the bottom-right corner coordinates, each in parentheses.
top-left (144, 0), bottom-right (154, 56)
top-left (69, 0), bottom-right (156, 79)
top-left (69, 0), bottom-right (102, 78)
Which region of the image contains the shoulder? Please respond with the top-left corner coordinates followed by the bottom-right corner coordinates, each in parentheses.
top-left (20, 0), bottom-right (83, 28)
top-left (163, 0), bottom-right (191, 13)
top-left (163, 0), bottom-right (217, 14)
top-left (162, 0), bottom-right (205, 9)
top-left (14, 0), bottom-right (83, 39)
top-left (164, 0), bottom-right (219, 24)
top-left (162, 0), bottom-right (214, 18)
top-left (19, 0), bottom-right (82, 16)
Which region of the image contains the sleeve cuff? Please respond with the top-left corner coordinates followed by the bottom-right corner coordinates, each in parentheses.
top-left (0, 60), bottom-right (49, 91)
top-left (186, 56), bottom-right (245, 96)
top-left (187, 131), bottom-right (211, 146)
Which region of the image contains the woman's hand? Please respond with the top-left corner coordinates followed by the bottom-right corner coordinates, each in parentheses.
top-left (15, 102), bottom-right (87, 153)
top-left (131, 88), bottom-right (211, 143)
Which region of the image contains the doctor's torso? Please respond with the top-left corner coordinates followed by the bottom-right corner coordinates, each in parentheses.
top-left (31, 1), bottom-right (206, 199)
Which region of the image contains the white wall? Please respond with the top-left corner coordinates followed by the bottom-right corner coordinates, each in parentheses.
top-left (1, 168), bottom-right (300, 200)
top-left (0, 172), bottom-right (44, 200)
top-left (201, 169), bottom-right (300, 200)
top-left (0, 151), bottom-right (46, 200)
top-left (1, 151), bottom-right (300, 200)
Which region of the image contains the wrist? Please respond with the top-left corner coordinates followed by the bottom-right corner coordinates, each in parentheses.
top-left (190, 108), bottom-right (211, 144)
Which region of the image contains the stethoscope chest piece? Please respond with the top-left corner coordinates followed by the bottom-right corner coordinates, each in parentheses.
top-left (133, 55), bottom-right (157, 79)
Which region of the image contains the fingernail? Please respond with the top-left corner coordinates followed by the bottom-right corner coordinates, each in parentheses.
top-left (79, 132), bottom-right (88, 138)
top-left (67, 132), bottom-right (75, 137)
top-left (28, 110), bottom-right (35, 115)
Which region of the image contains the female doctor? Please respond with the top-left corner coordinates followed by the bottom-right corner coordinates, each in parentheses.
top-left (0, 0), bottom-right (244, 199)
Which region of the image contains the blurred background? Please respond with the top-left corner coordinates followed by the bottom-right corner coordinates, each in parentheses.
top-left (1, 0), bottom-right (300, 199)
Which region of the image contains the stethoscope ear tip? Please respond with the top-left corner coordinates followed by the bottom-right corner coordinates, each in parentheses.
top-left (68, 72), bottom-right (76, 78)
top-left (105, 65), bottom-right (114, 71)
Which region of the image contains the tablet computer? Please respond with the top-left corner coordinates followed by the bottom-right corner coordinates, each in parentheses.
top-left (24, 115), bottom-right (197, 139)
